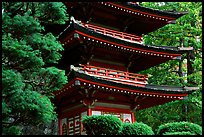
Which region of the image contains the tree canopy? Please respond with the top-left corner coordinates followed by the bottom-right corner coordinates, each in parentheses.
top-left (135, 2), bottom-right (202, 131)
top-left (2, 2), bottom-right (202, 135)
top-left (2, 2), bottom-right (69, 135)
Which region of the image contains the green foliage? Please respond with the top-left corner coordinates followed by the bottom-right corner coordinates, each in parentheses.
top-left (2, 2), bottom-right (68, 25)
top-left (163, 131), bottom-right (196, 135)
top-left (82, 115), bottom-right (123, 135)
top-left (2, 126), bottom-right (22, 135)
top-left (156, 121), bottom-right (202, 135)
top-left (21, 67), bottom-right (67, 96)
top-left (82, 116), bottom-right (154, 135)
top-left (135, 95), bottom-right (202, 132)
top-left (2, 69), bottom-right (24, 94)
top-left (2, 35), bottom-right (45, 69)
top-left (120, 122), bottom-right (154, 135)
top-left (136, 2), bottom-right (202, 131)
top-left (35, 2), bottom-right (68, 24)
top-left (2, 2), bottom-right (68, 135)
top-left (141, 2), bottom-right (202, 47)
top-left (140, 60), bottom-right (184, 86)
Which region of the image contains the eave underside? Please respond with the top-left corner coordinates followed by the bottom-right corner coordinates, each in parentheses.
top-left (64, 2), bottom-right (187, 35)
top-left (57, 22), bottom-right (188, 73)
top-left (53, 70), bottom-right (195, 113)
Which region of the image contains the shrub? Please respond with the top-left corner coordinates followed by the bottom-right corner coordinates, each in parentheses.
top-left (156, 121), bottom-right (202, 135)
top-left (2, 126), bottom-right (22, 135)
top-left (163, 131), bottom-right (196, 135)
top-left (82, 115), bottom-right (122, 135)
top-left (120, 122), bottom-right (154, 135)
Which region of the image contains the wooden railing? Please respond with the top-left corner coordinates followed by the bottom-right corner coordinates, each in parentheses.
top-left (127, 2), bottom-right (139, 5)
top-left (81, 23), bottom-right (143, 43)
top-left (79, 64), bottom-right (148, 85)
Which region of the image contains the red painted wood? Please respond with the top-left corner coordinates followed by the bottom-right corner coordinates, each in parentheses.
top-left (77, 77), bottom-right (188, 97)
top-left (81, 64), bottom-right (147, 77)
top-left (58, 118), bottom-right (62, 135)
top-left (53, 78), bottom-right (75, 95)
top-left (80, 64), bottom-right (148, 85)
top-left (74, 30), bottom-right (181, 57)
top-left (61, 107), bottom-right (86, 119)
top-left (93, 106), bottom-right (131, 113)
top-left (61, 31), bottom-right (75, 43)
top-left (131, 112), bottom-right (135, 123)
top-left (90, 60), bottom-right (127, 72)
top-left (87, 108), bottom-right (92, 116)
top-left (128, 2), bottom-right (139, 5)
top-left (82, 22), bottom-right (142, 43)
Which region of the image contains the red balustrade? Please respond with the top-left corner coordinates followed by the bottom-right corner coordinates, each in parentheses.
top-left (79, 64), bottom-right (148, 86)
top-left (128, 2), bottom-right (139, 5)
top-left (81, 23), bottom-right (143, 43)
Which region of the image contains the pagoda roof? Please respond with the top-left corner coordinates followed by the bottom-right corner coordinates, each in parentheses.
top-left (60, 19), bottom-right (192, 54)
top-left (54, 65), bottom-right (198, 110)
top-left (68, 66), bottom-right (197, 95)
top-left (116, 2), bottom-right (188, 19)
top-left (64, 2), bottom-right (188, 35)
top-left (58, 19), bottom-right (193, 72)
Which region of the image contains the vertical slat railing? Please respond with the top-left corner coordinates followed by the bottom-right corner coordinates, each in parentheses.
top-left (83, 23), bottom-right (142, 43)
top-left (79, 64), bottom-right (148, 85)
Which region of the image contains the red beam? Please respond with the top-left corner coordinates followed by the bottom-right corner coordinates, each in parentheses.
top-left (93, 106), bottom-right (131, 113)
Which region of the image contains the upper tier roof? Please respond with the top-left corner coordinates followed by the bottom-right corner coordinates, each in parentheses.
top-left (64, 2), bottom-right (188, 35)
top-left (57, 18), bottom-right (193, 73)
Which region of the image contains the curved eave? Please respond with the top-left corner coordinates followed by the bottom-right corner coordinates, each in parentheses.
top-left (55, 70), bottom-right (197, 96)
top-left (60, 21), bottom-right (192, 55)
top-left (64, 2), bottom-right (187, 20)
top-left (115, 2), bottom-right (188, 19)
top-left (63, 2), bottom-right (189, 35)
top-left (53, 69), bottom-right (198, 111)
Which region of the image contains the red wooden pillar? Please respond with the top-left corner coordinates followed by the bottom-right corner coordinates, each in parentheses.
top-left (58, 118), bottom-right (62, 135)
top-left (131, 112), bottom-right (135, 123)
top-left (87, 108), bottom-right (92, 116)
top-left (105, 69), bottom-right (109, 77)
top-left (125, 72), bottom-right (128, 80)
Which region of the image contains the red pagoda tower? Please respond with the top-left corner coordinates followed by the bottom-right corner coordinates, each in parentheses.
top-left (52, 2), bottom-right (199, 135)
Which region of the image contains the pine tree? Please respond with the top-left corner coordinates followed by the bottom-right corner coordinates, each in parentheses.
top-left (2, 2), bottom-right (69, 135)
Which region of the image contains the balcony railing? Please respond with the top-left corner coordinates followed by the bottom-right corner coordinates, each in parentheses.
top-left (81, 22), bottom-right (143, 43)
top-left (78, 64), bottom-right (148, 86)
top-left (127, 2), bottom-right (139, 5)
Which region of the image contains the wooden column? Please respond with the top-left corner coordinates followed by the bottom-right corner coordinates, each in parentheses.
top-left (131, 112), bottom-right (135, 123)
top-left (58, 118), bottom-right (62, 135)
top-left (87, 108), bottom-right (92, 116)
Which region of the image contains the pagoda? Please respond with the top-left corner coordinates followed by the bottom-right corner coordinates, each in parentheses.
top-left (52, 2), bottom-right (199, 135)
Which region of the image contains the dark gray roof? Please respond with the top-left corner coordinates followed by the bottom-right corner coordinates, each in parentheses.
top-left (68, 67), bottom-right (199, 95)
top-left (116, 2), bottom-right (188, 19)
top-left (60, 20), bottom-right (193, 54)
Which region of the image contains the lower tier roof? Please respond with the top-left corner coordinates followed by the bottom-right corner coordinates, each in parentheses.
top-left (53, 66), bottom-right (198, 111)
